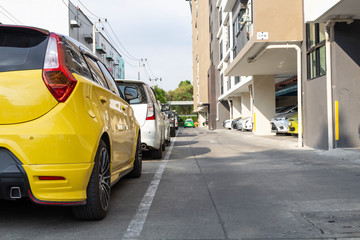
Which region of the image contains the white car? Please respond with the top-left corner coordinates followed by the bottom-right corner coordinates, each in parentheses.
top-left (240, 117), bottom-right (253, 131)
top-left (116, 79), bottom-right (165, 159)
top-left (223, 119), bottom-right (232, 129)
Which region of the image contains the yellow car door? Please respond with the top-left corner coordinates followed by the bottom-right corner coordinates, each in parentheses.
top-left (83, 56), bottom-right (131, 176)
top-left (96, 61), bottom-right (137, 169)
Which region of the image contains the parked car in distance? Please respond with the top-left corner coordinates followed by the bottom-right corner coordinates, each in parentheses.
top-left (0, 25), bottom-right (142, 220)
top-left (236, 117), bottom-right (252, 131)
top-left (223, 119), bottom-right (232, 129)
top-left (162, 103), bottom-right (176, 137)
top-left (288, 113), bottom-right (298, 135)
top-left (231, 117), bottom-right (242, 129)
top-left (159, 104), bottom-right (171, 145)
top-left (115, 79), bottom-right (165, 159)
top-left (184, 119), bottom-right (195, 128)
top-left (174, 112), bottom-right (179, 130)
top-left (271, 106), bottom-right (298, 134)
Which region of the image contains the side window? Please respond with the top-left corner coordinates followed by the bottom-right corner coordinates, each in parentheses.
top-left (83, 55), bottom-right (109, 89)
top-left (146, 85), bottom-right (157, 104)
top-left (97, 61), bottom-right (120, 96)
top-left (62, 38), bottom-right (92, 79)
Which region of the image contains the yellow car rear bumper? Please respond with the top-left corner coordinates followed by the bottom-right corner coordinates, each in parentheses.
top-left (23, 163), bottom-right (94, 204)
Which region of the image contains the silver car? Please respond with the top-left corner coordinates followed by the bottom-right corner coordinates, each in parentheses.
top-left (271, 106), bottom-right (298, 133)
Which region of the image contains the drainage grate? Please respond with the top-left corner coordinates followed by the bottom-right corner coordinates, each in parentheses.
top-left (303, 211), bottom-right (360, 235)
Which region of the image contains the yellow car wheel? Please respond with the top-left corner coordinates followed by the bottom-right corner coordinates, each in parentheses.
top-left (72, 139), bottom-right (111, 220)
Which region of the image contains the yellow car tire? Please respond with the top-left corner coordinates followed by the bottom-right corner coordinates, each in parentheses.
top-left (72, 139), bottom-right (111, 220)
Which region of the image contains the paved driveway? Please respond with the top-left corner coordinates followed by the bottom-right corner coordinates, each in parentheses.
top-left (1, 127), bottom-right (360, 240)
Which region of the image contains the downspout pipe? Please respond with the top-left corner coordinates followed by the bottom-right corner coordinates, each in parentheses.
top-left (248, 44), bottom-right (303, 148)
top-left (325, 18), bottom-right (353, 150)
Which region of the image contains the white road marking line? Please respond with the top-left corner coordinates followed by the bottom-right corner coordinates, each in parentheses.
top-left (122, 132), bottom-right (178, 240)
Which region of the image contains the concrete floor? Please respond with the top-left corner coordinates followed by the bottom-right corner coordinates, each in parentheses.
top-left (1, 127), bottom-right (360, 240)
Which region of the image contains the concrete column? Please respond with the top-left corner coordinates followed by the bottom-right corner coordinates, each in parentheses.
top-left (241, 92), bottom-right (251, 117)
top-left (232, 97), bottom-right (241, 118)
top-left (198, 112), bottom-right (206, 127)
top-left (253, 75), bottom-right (275, 135)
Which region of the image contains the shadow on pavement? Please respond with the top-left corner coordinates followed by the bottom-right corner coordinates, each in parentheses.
top-left (174, 141), bottom-right (198, 147)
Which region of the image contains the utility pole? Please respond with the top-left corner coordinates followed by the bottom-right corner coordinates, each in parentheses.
top-left (92, 20), bottom-right (102, 54)
top-left (138, 58), bottom-right (144, 80)
top-left (138, 60), bottom-right (140, 80)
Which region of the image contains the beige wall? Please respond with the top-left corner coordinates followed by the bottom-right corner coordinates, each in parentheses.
top-left (253, 75), bottom-right (275, 135)
top-left (232, 97), bottom-right (241, 119)
top-left (191, 0), bottom-right (210, 111)
top-left (241, 92), bottom-right (251, 118)
top-left (254, 0), bottom-right (303, 42)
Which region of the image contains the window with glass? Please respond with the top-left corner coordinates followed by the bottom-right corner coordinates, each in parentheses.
top-left (306, 23), bottom-right (326, 79)
top-left (219, 8), bottom-right (222, 26)
top-left (219, 41), bottom-right (223, 61)
top-left (232, 21), bottom-right (237, 57)
top-left (84, 55), bottom-right (109, 89)
top-left (220, 74), bottom-right (224, 95)
top-left (97, 61), bottom-right (120, 96)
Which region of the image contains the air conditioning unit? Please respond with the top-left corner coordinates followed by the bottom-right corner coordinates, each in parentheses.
top-left (70, 20), bottom-right (80, 28)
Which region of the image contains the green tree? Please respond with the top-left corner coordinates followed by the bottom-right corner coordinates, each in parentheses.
top-left (153, 85), bottom-right (168, 103)
top-left (168, 80), bottom-right (194, 115)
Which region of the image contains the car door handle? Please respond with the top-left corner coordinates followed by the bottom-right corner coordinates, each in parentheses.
top-left (99, 96), bottom-right (107, 104)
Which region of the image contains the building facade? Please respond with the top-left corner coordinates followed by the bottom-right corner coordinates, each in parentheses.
top-left (224, 0), bottom-right (303, 136)
top-left (191, 0), bottom-right (360, 150)
top-left (191, 0), bottom-right (211, 126)
top-left (191, 0), bottom-right (230, 129)
top-left (303, 0), bottom-right (360, 149)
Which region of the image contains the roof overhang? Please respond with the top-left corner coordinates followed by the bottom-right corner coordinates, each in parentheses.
top-left (218, 77), bottom-right (252, 101)
top-left (225, 38), bottom-right (300, 78)
top-left (315, 0), bottom-right (360, 22)
top-left (223, 0), bottom-right (236, 12)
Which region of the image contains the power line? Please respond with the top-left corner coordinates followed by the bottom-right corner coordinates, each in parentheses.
top-left (143, 64), bottom-right (151, 80)
top-left (0, 5), bottom-right (21, 24)
top-left (106, 22), bottom-right (139, 61)
top-left (144, 59), bottom-right (157, 78)
top-left (71, 0), bottom-right (139, 62)
top-left (99, 21), bottom-right (139, 67)
top-left (76, 0), bottom-right (106, 20)
top-left (64, 1), bottom-right (142, 73)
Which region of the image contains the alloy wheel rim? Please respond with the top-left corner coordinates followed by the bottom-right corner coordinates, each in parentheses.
top-left (99, 148), bottom-right (111, 210)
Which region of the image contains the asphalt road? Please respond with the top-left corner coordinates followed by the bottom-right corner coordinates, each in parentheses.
top-left (1, 127), bottom-right (360, 240)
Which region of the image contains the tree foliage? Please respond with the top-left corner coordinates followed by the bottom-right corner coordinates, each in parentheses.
top-left (168, 80), bottom-right (193, 101)
top-left (153, 85), bottom-right (168, 103)
top-left (168, 80), bottom-right (194, 115)
top-left (151, 80), bottom-right (194, 115)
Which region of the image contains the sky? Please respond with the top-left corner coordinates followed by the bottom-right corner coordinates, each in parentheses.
top-left (71, 0), bottom-right (193, 91)
top-left (0, 0), bottom-right (193, 91)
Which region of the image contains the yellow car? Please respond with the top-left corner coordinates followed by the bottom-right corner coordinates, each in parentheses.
top-left (0, 25), bottom-right (141, 220)
top-left (288, 113), bottom-right (298, 134)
